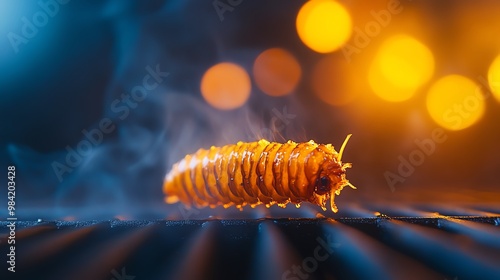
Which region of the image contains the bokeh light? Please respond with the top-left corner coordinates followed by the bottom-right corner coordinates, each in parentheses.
top-left (296, 0), bottom-right (352, 53)
top-left (426, 75), bottom-right (485, 131)
top-left (311, 55), bottom-right (357, 106)
top-left (200, 62), bottom-right (251, 110)
top-left (369, 34), bottom-right (434, 102)
top-left (253, 48), bottom-right (301, 96)
top-left (487, 54), bottom-right (500, 102)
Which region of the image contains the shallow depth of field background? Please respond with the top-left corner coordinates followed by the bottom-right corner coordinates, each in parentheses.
top-left (1, 0), bottom-right (499, 219)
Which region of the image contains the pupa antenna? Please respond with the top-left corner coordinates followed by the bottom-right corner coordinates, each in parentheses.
top-left (338, 134), bottom-right (352, 162)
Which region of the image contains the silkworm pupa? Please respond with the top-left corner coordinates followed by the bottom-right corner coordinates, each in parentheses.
top-left (163, 134), bottom-right (355, 212)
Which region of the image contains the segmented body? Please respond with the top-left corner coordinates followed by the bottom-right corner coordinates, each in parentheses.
top-left (163, 135), bottom-right (354, 212)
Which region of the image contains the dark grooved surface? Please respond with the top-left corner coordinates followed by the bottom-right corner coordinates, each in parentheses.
top-left (1, 217), bottom-right (499, 280)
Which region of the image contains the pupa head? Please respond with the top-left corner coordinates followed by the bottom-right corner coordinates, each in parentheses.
top-left (311, 134), bottom-right (356, 212)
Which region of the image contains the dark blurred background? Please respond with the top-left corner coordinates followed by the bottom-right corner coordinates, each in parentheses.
top-left (1, 0), bottom-right (499, 220)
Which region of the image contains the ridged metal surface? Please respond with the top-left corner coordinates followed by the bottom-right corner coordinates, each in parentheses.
top-left (1, 216), bottom-right (500, 280)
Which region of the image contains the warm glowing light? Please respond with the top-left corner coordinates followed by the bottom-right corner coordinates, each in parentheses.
top-left (426, 75), bottom-right (485, 131)
top-left (200, 62), bottom-right (251, 110)
top-left (488, 54), bottom-right (500, 102)
top-left (296, 0), bottom-right (352, 53)
top-left (369, 34), bottom-right (434, 102)
top-left (311, 55), bottom-right (357, 106)
top-left (253, 48), bottom-right (301, 96)
top-left (114, 215), bottom-right (128, 221)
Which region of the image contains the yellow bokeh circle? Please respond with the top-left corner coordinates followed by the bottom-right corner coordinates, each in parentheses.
top-left (369, 34), bottom-right (434, 102)
top-left (296, 0), bottom-right (352, 53)
top-left (426, 75), bottom-right (485, 131)
top-left (487, 54), bottom-right (500, 102)
top-left (200, 62), bottom-right (251, 110)
top-left (253, 48), bottom-right (302, 96)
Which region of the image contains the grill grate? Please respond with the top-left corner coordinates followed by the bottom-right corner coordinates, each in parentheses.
top-left (1, 216), bottom-right (500, 280)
